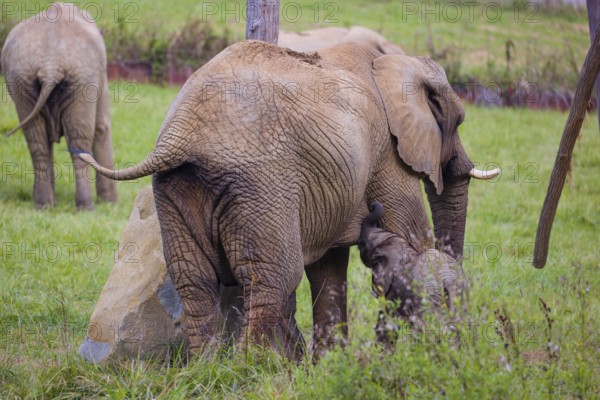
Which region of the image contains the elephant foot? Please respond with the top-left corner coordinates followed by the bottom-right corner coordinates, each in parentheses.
top-left (185, 334), bottom-right (220, 358)
top-left (33, 188), bottom-right (56, 210)
top-left (311, 324), bottom-right (348, 362)
top-left (35, 201), bottom-right (55, 210)
top-left (97, 190), bottom-right (118, 203)
top-left (99, 195), bottom-right (118, 204)
top-left (76, 194), bottom-right (94, 211)
top-left (276, 317), bottom-right (305, 361)
top-left (76, 202), bottom-right (95, 211)
top-left (240, 321), bottom-right (280, 354)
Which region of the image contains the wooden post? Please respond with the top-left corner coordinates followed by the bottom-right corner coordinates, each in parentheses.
top-left (587, 0), bottom-right (600, 131)
top-left (533, 24), bottom-right (600, 268)
top-left (246, 0), bottom-right (279, 44)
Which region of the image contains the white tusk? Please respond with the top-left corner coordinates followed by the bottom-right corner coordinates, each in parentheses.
top-left (469, 167), bottom-right (500, 180)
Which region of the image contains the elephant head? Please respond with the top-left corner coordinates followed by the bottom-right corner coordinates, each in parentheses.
top-left (372, 55), bottom-right (499, 261)
top-left (358, 202), bottom-right (466, 341)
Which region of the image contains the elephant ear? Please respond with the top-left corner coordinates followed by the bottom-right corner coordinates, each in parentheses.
top-left (372, 55), bottom-right (462, 195)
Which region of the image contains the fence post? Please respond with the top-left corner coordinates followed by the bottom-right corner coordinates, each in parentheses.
top-left (246, 0), bottom-right (280, 44)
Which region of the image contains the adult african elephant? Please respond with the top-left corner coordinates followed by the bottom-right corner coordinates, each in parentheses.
top-left (279, 26), bottom-right (405, 55)
top-left (1, 2), bottom-right (116, 209)
top-left (80, 41), bottom-right (497, 357)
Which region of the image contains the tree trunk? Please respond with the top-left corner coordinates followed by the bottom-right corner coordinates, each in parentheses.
top-left (246, 0), bottom-right (279, 44)
top-left (533, 24), bottom-right (600, 268)
top-left (587, 0), bottom-right (600, 131)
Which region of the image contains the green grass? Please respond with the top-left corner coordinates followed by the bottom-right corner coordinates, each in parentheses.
top-left (1, 79), bottom-right (599, 398)
top-left (1, 1), bottom-right (599, 398)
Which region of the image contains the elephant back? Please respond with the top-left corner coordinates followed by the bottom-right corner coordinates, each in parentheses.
top-left (157, 40), bottom-right (387, 164)
top-left (2, 3), bottom-right (106, 71)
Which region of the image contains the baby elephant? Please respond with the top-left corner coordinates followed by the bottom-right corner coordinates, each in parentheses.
top-left (358, 202), bottom-right (467, 342)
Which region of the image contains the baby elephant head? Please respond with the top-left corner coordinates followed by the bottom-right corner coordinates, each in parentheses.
top-left (358, 202), bottom-right (467, 334)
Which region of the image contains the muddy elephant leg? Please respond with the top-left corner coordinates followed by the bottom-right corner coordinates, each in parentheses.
top-left (23, 116), bottom-right (55, 208)
top-left (305, 247), bottom-right (349, 359)
top-left (154, 189), bottom-right (220, 354)
top-left (92, 79), bottom-right (117, 202)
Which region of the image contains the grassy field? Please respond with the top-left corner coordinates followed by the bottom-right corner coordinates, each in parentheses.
top-left (1, 1), bottom-right (599, 398)
top-left (1, 80), bottom-right (599, 399)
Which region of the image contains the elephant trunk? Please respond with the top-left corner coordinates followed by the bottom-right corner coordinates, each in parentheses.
top-left (425, 137), bottom-right (473, 262)
top-left (358, 202), bottom-right (385, 266)
top-left (77, 133), bottom-right (189, 181)
top-left (425, 177), bottom-right (470, 262)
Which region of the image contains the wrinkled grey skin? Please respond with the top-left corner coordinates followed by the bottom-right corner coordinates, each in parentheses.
top-left (80, 41), bottom-right (481, 359)
top-left (279, 26), bottom-right (405, 55)
top-left (218, 286), bottom-right (304, 358)
top-left (358, 202), bottom-right (467, 343)
top-left (1, 2), bottom-right (116, 209)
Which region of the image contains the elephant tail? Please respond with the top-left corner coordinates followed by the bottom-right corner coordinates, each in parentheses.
top-left (76, 136), bottom-right (189, 181)
top-left (5, 80), bottom-right (59, 137)
top-left (362, 201), bottom-right (384, 231)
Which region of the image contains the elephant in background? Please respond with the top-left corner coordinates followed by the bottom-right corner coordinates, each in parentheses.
top-left (358, 202), bottom-right (467, 344)
top-left (279, 26), bottom-right (405, 55)
top-left (1, 2), bottom-right (116, 209)
top-left (79, 40), bottom-right (497, 358)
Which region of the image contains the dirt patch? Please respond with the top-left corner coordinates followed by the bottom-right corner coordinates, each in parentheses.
top-left (285, 48), bottom-right (322, 66)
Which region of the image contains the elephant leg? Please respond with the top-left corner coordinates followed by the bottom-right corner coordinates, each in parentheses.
top-left (222, 207), bottom-right (304, 358)
top-left (219, 285), bottom-right (244, 342)
top-left (67, 147), bottom-right (94, 210)
top-left (305, 247), bottom-right (349, 359)
top-left (63, 103), bottom-right (96, 210)
top-left (279, 290), bottom-right (305, 359)
top-left (219, 286), bottom-right (305, 358)
top-left (92, 79), bottom-right (117, 203)
top-left (23, 116), bottom-right (55, 208)
top-left (237, 263), bottom-right (304, 358)
top-left (154, 188), bottom-right (220, 353)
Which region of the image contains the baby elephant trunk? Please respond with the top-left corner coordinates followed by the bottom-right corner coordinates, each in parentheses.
top-left (358, 202), bottom-right (467, 336)
top-left (361, 201), bottom-right (383, 231)
top-left (358, 201), bottom-right (385, 266)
